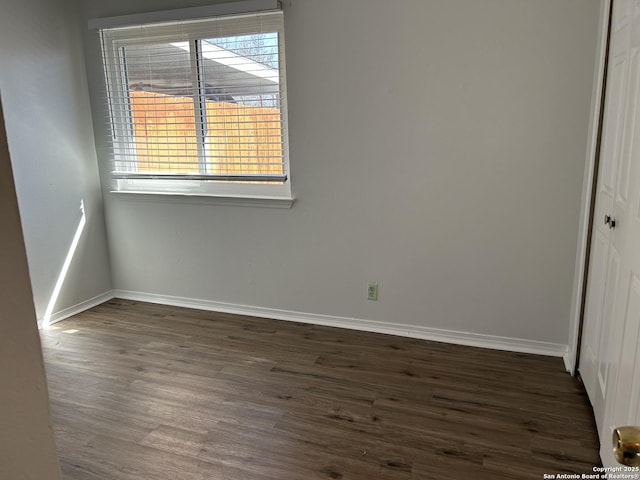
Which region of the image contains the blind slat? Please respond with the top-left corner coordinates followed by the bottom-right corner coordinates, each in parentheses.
top-left (111, 173), bottom-right (287, 183)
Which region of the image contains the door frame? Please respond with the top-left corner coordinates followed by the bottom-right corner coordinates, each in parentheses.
top-left (567, 0), bottom-right (613, 375)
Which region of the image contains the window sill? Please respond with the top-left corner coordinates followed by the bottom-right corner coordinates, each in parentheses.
top-left (109, 190), bottom-right (295, 208)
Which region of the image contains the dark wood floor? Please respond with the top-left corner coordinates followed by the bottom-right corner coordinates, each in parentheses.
top-left (40, 298), bottom-right (600, 479)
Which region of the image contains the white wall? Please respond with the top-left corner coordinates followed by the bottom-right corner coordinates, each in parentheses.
top-left (0, 0), bottom-right (112, 323)
top-left (0, 97), bottom-right (61, 480)
top-left (83, 0), bottom-right (601, 350)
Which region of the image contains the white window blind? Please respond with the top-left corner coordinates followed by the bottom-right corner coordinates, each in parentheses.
top-left (97, 6), bottom-right (290, 197)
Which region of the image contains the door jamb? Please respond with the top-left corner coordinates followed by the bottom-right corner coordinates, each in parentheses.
top-left (567, 0), bottom-right (613, 375)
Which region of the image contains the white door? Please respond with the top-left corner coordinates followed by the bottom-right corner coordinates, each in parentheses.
top-left (580, 0), bottom-right (640, 466)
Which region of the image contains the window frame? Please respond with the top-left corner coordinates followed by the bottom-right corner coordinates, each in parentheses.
top-left (98, 9), bottom-right (292, 201)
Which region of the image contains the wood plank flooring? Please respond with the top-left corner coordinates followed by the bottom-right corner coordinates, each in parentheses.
top-left (40, 299), bottom-right (601, 479)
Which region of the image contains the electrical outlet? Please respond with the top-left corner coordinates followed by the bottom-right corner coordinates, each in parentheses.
top-left (367, 282), bottom-right (378, 301)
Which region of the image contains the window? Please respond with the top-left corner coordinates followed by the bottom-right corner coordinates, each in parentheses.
top-left (97, 3), bottom-right (290, 199)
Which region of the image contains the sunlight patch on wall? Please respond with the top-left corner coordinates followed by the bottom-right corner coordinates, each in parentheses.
top-left (42, 200), bottom-right (86, 327)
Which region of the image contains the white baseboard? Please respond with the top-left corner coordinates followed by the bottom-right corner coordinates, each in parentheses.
top-left (113, 289), bottom-right (568, 358)
top-left (563, 351), bottom-right (576, 374)
top-left (39, 290), bottom-right (115, 328)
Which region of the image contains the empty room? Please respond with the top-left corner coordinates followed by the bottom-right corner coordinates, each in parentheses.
top-left (2, 0), bottom-right (640, 478)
